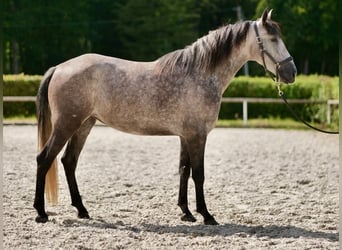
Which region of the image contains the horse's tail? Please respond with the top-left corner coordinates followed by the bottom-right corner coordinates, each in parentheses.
top-left (37, 66), bottom-right (58, 205)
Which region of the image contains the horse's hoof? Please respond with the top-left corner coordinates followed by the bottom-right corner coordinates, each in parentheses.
top-left (35, 215), bottom-right (48, 223)
top-left (78, 212), bottom-right (90, 219)
top-left (181, 213), bottom-right (196, 222)
top-left (204, 217), bottom-right (219, 225)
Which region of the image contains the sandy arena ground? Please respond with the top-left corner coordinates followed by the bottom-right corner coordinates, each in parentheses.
top-left (3, 125), bottom-right (339, 249)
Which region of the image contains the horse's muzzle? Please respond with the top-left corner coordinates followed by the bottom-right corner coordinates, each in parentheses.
top-left (278, 61), bottom-right (297, 84)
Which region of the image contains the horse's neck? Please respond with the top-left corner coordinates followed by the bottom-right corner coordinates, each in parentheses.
top-left (213, 47), bottom-right (249, 95)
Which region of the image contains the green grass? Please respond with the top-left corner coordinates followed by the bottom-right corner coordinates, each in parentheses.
top-left (3, 115), bottom-right (37, 124)
top-left (217, 118), bottom-right (339, 131)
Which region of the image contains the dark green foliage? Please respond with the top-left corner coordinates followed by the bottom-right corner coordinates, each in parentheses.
top-left (115, 0), bottom-right (199, 61)
top-left (3, 1), bottom-right (91, 74)
top-left (3, 1), bottom-right (338, 76)
top-left (3, 74), bottom-right (40, 117)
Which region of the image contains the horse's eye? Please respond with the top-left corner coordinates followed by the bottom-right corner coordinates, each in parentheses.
top-left (271, 38), bottom-right (278, 43)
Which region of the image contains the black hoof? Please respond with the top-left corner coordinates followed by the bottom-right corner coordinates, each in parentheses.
top-left (78, 212), bottom-right (90, 219)
top-left (35, 215), bottom-right (48, 223)
top-left (181, 213), bottom-right (196, 222)
top-left (204, 216), bottom-right (219, 225)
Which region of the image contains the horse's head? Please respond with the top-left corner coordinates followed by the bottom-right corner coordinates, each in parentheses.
top-left (252, 9), bottom-right (297, 83)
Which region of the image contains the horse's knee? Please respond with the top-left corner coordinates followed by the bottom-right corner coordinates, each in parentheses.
top-left (179, 165), bottom-right (190, 177)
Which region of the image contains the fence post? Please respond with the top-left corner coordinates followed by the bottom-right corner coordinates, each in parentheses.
top-left (327, 100), bottom-right (331, 124)
top-left (243, 100), bottom-right (248, 125)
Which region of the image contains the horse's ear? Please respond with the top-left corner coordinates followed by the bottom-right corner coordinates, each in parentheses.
top-left (267, 9), bottom-right (273, 20)
top-left (261, 8), bottom-right (269, 25)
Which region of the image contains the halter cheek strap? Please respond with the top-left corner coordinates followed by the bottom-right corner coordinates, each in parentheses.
top-left (253, 22), bottom-right (293, 82)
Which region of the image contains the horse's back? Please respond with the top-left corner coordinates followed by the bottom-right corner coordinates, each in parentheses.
top-left (56, 53), bottom-right (152, 75)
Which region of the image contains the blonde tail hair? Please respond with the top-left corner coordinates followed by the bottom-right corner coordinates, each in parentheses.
top-left (36, 67), bottom-right (58, 205)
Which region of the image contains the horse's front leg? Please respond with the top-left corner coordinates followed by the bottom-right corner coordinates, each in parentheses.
top-left (188, 135), bottom-right (218, 225)
top-left (178, 137), bottom-right (196, 222)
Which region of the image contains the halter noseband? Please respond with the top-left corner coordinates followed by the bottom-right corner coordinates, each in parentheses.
top-left (253, 22), bottom-right (293, 82)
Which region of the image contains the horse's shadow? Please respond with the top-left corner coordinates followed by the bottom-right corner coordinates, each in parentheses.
top-left (133, 223), bottom-right (338, 242)
top-left (61, 218), bottom-right (338, 242)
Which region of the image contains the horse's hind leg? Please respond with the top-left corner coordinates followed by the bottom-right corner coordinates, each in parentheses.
top-left (34, 128), bottom-right (76, 223)
top-left (61, 117), bottom-right (96, 219)
top-left (178, 137), bottom-right (196, 222)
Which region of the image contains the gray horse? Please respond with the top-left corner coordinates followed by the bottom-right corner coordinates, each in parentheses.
top-left (34, 9), bottom-right (296, 225)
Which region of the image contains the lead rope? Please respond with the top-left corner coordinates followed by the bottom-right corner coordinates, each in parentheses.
top-left (276, 83), bottom-right (339, 134)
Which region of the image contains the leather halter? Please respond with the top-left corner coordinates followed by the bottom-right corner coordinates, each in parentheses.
top-left (253, 22), bottom-right (293, 82)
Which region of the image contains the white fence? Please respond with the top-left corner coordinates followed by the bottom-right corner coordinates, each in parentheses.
top-left (3, 96), bottom-right (339, 125)
top-left (3, 96), bottom-right (36, 102)
top-left (221, 97), bottom-right (339, 125)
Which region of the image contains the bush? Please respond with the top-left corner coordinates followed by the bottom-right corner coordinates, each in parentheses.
top-left (3, 74), bottom-right (339, 126)
top-left (3, 74), bottom-right (41, 117)
top-left (220, 75), bottom-right (339, 124)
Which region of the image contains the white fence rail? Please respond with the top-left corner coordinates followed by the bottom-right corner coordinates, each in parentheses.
top-left (3, 96), bottom-right (36, 102)
top-left (221, 97), bottom-right (339, 125)
top-left (3, 96), bottom-right (339, 125)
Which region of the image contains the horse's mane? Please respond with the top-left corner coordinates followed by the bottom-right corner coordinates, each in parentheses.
top-left (157, 21), bottom-right (252, 75)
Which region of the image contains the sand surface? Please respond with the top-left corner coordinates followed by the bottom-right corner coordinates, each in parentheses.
top-left (3, 125), bottom-right (339, 249)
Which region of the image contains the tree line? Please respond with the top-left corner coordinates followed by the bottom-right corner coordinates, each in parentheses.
top-left (3, 0), bottom-right (338, 76)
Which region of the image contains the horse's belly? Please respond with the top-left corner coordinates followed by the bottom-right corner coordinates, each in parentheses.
top-left (94, 110), bottom-right (180, 136)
